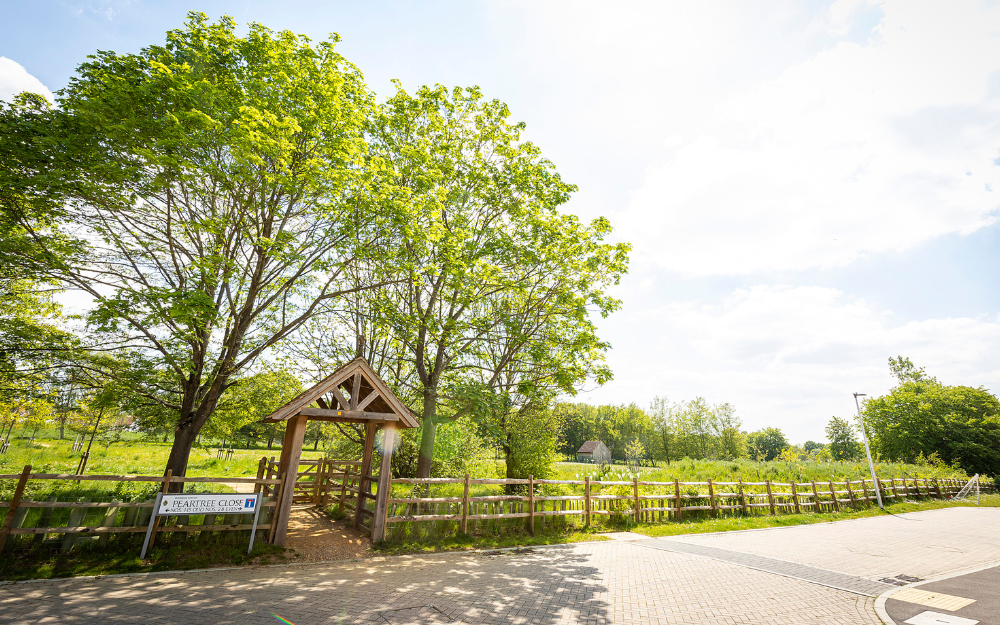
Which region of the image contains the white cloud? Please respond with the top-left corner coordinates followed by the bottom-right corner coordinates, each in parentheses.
top-left (585, 284), bottom-right (1000, 442)
top-left (0, 57), bottom-right (53, 104)
top-left (503, 1), bottom-right (1000, 276)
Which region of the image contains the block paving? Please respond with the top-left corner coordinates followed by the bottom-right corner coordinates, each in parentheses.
top-left (1, 507), bottom-right (998, 624)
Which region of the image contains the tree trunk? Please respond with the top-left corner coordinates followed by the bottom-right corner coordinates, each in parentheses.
top-left (313, 437), bottom-right (319, 450)
top-left (268, 436), bottom-right (273, 449)
top-left (415, 391), bottom-right (438, 479)
top-left (164, 420), bottom-right (200, 492)
top-left (59, 420), bottom-right (65, 440)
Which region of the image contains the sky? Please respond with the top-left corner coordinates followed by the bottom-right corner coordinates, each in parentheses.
top-left (3, 0), bottom-right (1000, 443)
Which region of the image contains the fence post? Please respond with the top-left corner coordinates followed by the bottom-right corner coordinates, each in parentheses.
top-left (584, 476), bottom-right (591, 527)
top-left (146, 469), bottom-right (172, 556)
top-left (811, 481), bottom-right (820, 512)
top-left (860, 478), bottom-right (869, 506)
top-left (766, 480), bottom-right (775, 515)
top-left (791, 481), bottom-right (800, 514)
top-left (738, 479), bottom-right (748, 515)
top-left (934, 478), bottom-right (942, 498)
top-left (890, 478), bottom-right (898, 499)
top-left (254, 457), bottom-right (266, 496)
top-left (827, 481), bottom-right (839, 512)
top-left (339, 465), bottom-right (349, 508)
top-left (461, 473), bottom-right (470, 534)
top-left (901, 478), bottom-right (910, 498)
top-left (0, 464), bottom-right (30, 553)
top-left (707, 479), bottom-right (716, 518)
top-left (846, 480), bottom-right (857, 510)
top-left (674, 478), bottom-right (683, 521)
top-left (633, 477), bottom-right (641, 524)
top-left (528, 475), bottom-right (535, 535)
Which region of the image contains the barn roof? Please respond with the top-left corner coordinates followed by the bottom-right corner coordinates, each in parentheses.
top-left (577, 440), bottom-right (605, 454)
top-left (261, 357), bottom-right (419, 428)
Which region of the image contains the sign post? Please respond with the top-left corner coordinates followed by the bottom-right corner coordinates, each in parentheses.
top-left (141, 493), bottom-right (262, 559)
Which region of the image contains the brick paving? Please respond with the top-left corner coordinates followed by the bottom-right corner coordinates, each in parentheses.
top-left (658, 506), bottom-right (1000, 581)
top-left (634, 539), bottom-right (894, 596)
top-left (1, 507), bottom-right (997, 624)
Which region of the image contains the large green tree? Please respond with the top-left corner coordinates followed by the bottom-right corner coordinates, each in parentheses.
top-left (864, 357), bottom-right (1000, 477)
top-left (3, 14), bottom-right (392, 481)
top-left (746, 427), bottom-right (789, 461)
top-left (825, 416), bottom-right (861, 461)
top-left (367, 84), bottom-right (628, 478)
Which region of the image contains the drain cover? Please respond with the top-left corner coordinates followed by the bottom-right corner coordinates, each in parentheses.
top-left (379, 605), bottom-right (453, 624)
top-left (896, 575), bottom-right (925, 583)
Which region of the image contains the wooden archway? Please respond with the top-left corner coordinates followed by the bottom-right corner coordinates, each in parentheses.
top-left (261, 357), bottom-right (418, 544)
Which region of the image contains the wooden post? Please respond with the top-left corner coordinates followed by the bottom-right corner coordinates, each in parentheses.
top-left (371, 424), bottom-right (396, 541)
top-left (272, 413), bottom-right (308, 546)
top-left (828, 481), bottom-right (839, 512)
top-left (268, 471), bottom-right (288, 544)
top-left (461, 473), bottom-right (470, 534)
top-left (254, 457), bottom-right (266, 495)
top-left (674, 478), bottom-right (682, 521)
top-left (901, 477), bottom-right (910, 498)
top-left (529, 475), bottom-right (535, 535)
top-left (339, 463), bottom-right (349, 508)
top-left (355, 422), bottom-right (377, 530)
top-left (890, 478), bottom-right (899, 499)
top-left (146, 469), bottom-right (172, 555)
top-left (311, 458), bottom-right (323, 504)
top-left (790, 481), bottom-right (800, 514)
top-left (707, 479), bottom-right (716, 518)
top-left (861, 478), bottom-right (869, 505)
top-left (846, 480), bottom-right (857, 511)
top-left (738, 479), bottom-right (748, 515)
top-left (633, 477), bottom-right (641, 523)
top-left (0, 465), bottom-right (30, 553)
top-left (911, 478), bottom-right (920, 497)
top-left (933, 478), bottom-right (942, 498)
top-left (766, 480), bottom-right (775, 515)
top-left (811, 481), bottom-right (820, 511)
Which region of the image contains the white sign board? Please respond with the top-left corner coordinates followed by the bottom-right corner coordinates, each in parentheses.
top-left (158, 493), bottom-right (259, 515)
top-left (140, 492), bottom-right (263, 559)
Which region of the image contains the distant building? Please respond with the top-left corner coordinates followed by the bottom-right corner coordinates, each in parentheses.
top-left (576, 440), bottom-right (611, 464)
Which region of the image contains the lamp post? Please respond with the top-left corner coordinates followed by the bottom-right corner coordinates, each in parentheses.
top-left (853, 393), bottom-right (883, 510)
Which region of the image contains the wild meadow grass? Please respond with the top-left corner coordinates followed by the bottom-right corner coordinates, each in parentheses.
top-left (0, 436), bottom-right (325, 501)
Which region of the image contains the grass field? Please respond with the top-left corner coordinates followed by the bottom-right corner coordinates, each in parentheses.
top-left (0, 436), bottom-right (326, 501)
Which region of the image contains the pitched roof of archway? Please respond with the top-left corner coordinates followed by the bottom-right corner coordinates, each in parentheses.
top-left (261, 357), bottom-right (419, 428)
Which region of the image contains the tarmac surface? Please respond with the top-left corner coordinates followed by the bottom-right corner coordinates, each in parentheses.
top-left (883, 564), bottom-right (1000, 625)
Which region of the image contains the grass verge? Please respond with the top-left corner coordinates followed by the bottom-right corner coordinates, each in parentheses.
top-left (0, 534), bottom-right (291, 582)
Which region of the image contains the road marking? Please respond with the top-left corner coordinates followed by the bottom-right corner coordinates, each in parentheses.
top-left (903, 610), bottom-right (979, 625)
top-left (891, 587), bottom-right (976, 611)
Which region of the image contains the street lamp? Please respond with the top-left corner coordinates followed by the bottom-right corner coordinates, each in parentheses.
top-left (853, 393), bottom-right (883, 510)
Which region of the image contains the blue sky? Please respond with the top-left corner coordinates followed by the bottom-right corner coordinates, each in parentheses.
top-left (3, 1), bottom-right (1000, 443)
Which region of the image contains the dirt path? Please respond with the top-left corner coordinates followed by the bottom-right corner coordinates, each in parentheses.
top-left (283, 504), bottom-right (373, 562)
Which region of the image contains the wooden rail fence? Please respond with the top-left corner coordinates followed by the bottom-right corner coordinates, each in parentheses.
top-left (377, 475), bottom-right (986, 536)
top-left (0, 458), bottom-right (288, 552)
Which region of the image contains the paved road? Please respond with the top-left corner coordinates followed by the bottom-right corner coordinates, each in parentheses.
top-left (883, 564), bottom-right (1000, 625)
top-left (1, 507), bottom-right (997, 624)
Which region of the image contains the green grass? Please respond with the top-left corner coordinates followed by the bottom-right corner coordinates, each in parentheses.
top-left (631, 493), bottom-right (1000, 538)
top-left (552, 457), bottom-right (976, 485)
top-left (0, 437), bottom-right (326, 501)
top-left (0, 532), bottom-right (291, 582)
top-left (373, 528), bottom-right (611, 556)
